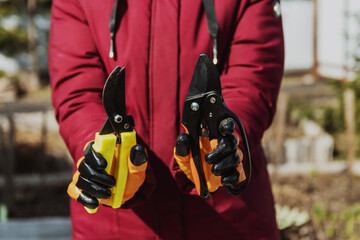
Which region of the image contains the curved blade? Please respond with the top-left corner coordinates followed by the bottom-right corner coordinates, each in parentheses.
top-left (186, 54), bottom-right (221, 99)
top-left (102, 66), bottom-right (126, 117)
top-left (100, 66), bottom-right (134, 135)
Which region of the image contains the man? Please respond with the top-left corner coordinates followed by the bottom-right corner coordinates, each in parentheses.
top-left (49, 0), bottom-right (284, 239)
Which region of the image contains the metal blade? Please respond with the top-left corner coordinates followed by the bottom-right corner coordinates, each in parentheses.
top-left (102, 66), bottom-right (127, 118)
top-left (100, 66), bottom-right (135, 135)
top-left (99, 118), bottom-right (114, 135)
top-left (186, 54), bottom-right (221, 99)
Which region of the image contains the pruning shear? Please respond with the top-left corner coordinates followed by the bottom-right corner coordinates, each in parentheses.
top-left (86, 66), bottom-right (137, 213)
top-left (181, 54), bottom-right (252, 198)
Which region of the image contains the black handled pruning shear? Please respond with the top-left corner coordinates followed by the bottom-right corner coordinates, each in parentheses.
top-left (181, 54), bottom-right (252, 198)
top-left (86, 66), bottom-right (137, 213)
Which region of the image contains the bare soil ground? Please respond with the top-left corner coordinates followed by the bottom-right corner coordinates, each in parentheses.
top-left (273, 172), bottom-right (360, 239)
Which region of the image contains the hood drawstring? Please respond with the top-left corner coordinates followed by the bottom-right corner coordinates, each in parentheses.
top-left (202, 0), bottom-right (219, 65)
top-left (109, 0), bottom-right (219, 64)
top-left (109, 0), bottom-right (119, 59)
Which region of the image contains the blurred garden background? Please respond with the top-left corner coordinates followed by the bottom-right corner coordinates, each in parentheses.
top-left (1, 0), bottom-right (360, 239)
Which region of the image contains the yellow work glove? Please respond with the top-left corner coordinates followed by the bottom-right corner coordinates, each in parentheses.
top-left (67, 141), bottom-right (148, 211)
top-left (174, 118), bottom-right (246, 194)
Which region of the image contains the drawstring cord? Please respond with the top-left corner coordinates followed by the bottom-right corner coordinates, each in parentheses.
top-left (212, 37), bottom-right (218, 65)
top-left (202, 0), bottom-right (219, 65)
top-left (109, 0), bottom-right (119, 59)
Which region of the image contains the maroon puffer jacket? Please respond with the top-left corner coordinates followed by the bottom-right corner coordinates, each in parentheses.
top-left (49, 0), bottom-right (284, 239)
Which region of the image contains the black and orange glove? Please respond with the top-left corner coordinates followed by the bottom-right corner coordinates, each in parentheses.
top-left (67, 141), bottom-right (148, 212)
top-left (174, 118), bottom-right (245, 193)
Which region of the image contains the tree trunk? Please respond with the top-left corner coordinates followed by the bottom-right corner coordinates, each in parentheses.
top-left (271, 93), bottom-right (288, 178)
top-left (27, 0), bottom-right (41, 91)
top-left (344, 88), bottom-right (355, 188)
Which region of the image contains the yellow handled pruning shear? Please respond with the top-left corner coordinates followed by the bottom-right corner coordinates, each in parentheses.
top-left (86, 66), bottom-right (136, 213)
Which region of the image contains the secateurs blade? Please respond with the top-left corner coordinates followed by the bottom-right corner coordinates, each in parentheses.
top-left (181, 53), bottom-right (252, 198)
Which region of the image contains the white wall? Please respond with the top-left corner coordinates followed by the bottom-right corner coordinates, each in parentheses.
top-left (282, 0), bottom-right (314, 71)
top-left (283, 0), bottom-right (360, 80)
top-left (317, 0), bottom-right (345, 79)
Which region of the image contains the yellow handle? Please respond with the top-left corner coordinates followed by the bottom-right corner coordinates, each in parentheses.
top-left (111, 130), bottom-right (137, 208)
top-left (84, 130), bottom-right (137, 213)
top-left (84, 132), bottom-right (117, 214)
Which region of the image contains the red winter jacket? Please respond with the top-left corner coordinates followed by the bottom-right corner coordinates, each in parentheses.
top-left (49, 0), bottom-right (284, 239)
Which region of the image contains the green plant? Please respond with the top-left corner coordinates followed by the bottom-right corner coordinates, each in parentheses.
top-left (0, 1), bottom-right (27, 56)
top-left (0, 0), bottom-right (51, 57)
top-left (275, 204), bottom-right (310, 230)
top-left (312, 202), bottom-right (360, 239)
top-left (312, 202), bottom-right (327, 224)
top-left (0, 27), bottom-right (28, 56)
top-left (0, 70), bottom-right (7, 78)
top-left (322, 102), bottom-right (344, 134)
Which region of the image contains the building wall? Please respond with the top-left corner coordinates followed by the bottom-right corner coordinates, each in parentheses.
top-left (282, 0), bottom-right (314, 71)
top-left (283, 0), bottom-right (360, 80)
